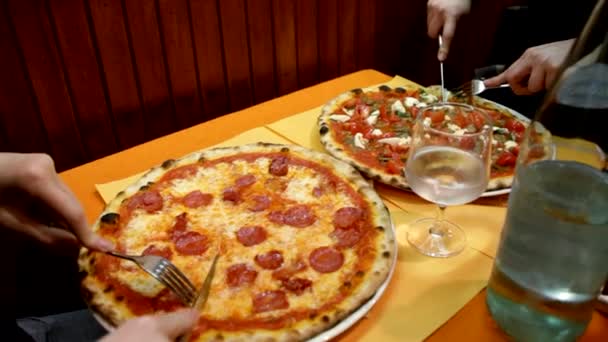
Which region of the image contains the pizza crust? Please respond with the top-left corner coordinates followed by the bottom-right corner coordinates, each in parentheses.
top-left (79, 143), bottom-right (396, 341)
top-left (319, 86), bottom-right (413, 191)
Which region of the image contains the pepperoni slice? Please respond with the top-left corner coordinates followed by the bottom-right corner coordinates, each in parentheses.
top-left (235, 174), bottom-right (256, 188)
top-left (174, 231), bottom-right (209, 255)
top-left (333, 207), bottom-right (363, 229)
top-left (283, 205), bottom-right (316, 228)
top-left (236, 226), bottom-right (267, 247)
top-left (183, 190), bottom-right (213, 208)
top-left (269, 156), bottom-right (289, 176)
top-left (249, 195), bottom-right (271, 212)
top-left (272, 260), bottom-right (307, 280)
top-left (226, 263), bottom-right (258, 288)
top-left (309, 247), bottom-right (344, 273)
top-left (267, 211), bottom-right (284, 225)
top-left (222, 187), bottom-right (241, 203)
top-left (142, 245), bottom-right (173, 260)
top-left (252, 290), bottom-right (289, 313)
top-left (331, 227), bottom-right (364, 248)
top-left (127, 190), bottom-right (163, 213)
top-left (281, 278), bottom-right (312, 295)
top-left (170, 212), bottom-right (188, 239)
top-left (254, 250), bottom-right (284, 269)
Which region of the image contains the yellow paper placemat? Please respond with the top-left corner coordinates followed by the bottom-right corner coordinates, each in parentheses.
top-left (96, 127), bottom-right (292, 203)
top-left (266, 76), bottom-right (420, 150)
top-left (343, 205), bottom-right (493, 341)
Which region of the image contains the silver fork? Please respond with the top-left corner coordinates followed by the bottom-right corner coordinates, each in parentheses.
top-left (107, 251), bottom-right (197, 305)
top-left (451, 79), bottom-right (510, 98)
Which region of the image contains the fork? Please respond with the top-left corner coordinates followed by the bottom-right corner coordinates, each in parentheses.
top-left (451, 79), bottom-right (510, 98)
top-left (107, 251), bottom-right (197, 305)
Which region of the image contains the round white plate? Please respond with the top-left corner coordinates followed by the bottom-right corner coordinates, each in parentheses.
top-left (480, 187), bottom-right (511, 197)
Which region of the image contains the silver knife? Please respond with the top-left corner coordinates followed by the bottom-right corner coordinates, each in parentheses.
top-left (438, 35), bottom-right (447, 102)
top-left (179, 253), bottom-right (220, 342)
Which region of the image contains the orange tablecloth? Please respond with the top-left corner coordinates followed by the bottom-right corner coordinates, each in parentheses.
top-left (60, 69), bottom-right (608, 341)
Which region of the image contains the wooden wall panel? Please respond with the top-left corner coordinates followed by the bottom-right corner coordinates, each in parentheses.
top-left (296, 0), bottom-right (319, 89)
top-left (219, 0), bottom-right (253, 112)
top-left (190, 0), bottom-right (229, 118)
top-left (0, 0), bottom-right (511, 172)
top-left (49, 0), bottom-right (118, 160)
top-left (358, 0), bottom-right (377, 69)
top-left (272, 0), bottom-right (298, 95)
top-left (88, 0), bottom-right (145, 149)
top-left (338, 0), bottom-right (358, 75)
top-left (246, 0), bottom-right (276, 104)
top-left (157, 0), bottom-right (204, 129)
top-left (124, 0), bottom-right (176, 140)
top-left (7, 0), bottom-right (86, 170)
top-left (0, 2), bottom-right (49, 156)
top-left (318, 0), bottom-right (339, 82)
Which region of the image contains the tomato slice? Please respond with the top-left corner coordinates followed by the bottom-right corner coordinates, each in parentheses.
top-left (470, 111), bottom-right (487, 129)
top-left (496, 151), bottom-right (517, 166)
top-left (453, 113), bottom-right (469, 127)
top-left (430, 110), bottom-right (445, 124)
top-left (506, 118), bottom-right (525, 133)
top-left (386, 160), bottom-right (402, 174)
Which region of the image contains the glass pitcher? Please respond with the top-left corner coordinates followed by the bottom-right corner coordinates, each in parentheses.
top-left (486, 1), bottom-right (608, 341)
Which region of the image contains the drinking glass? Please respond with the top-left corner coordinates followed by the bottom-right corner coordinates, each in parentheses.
top-left (405, 103), bottom-right (492, 257)
top-left (486, 2), bottom-right (608, 340)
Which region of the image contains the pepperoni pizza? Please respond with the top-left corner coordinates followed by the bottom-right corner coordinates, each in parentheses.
top-left (78, 143), bottom-right (395, 341)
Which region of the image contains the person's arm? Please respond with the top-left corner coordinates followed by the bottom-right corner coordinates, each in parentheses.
top-left (100, 309), bottom-right (198, 342)
top-left (484, 39), bottom-right (575, 95)
top-left (427, 0), bottom-right (472, 61)
top-left (0, 153), bottom-right (113, 251)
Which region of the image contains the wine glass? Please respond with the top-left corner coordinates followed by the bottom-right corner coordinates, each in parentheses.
top-left (405, 102), bottom-right (492, 257)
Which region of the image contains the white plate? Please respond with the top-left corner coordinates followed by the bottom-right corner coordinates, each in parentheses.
top-left (91, 223), bottom-right (399, 340)
top-left (480, 187), bottom-right (511, 197)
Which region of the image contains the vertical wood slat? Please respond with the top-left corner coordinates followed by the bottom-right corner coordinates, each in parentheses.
top-left (157, 0), bottom-right (204, 129)
top-left (7, 0), bottom-right (86, 170)
top-left (338, 0), bottom-right (358, 76)
top-left (0, 1), bottom-right (49, 155)
top-left (48, 0), bottom-right (118, 160)
top-left (296, 0), bottom-right (319, 89)
top-left (245, 0), bottom-right (276, 104)
top-left (124, 0), bottom-right (176, 141)
top-left (272, 0), bottom-right (298, 95)
top-left (218, 0), bottom-right (253, 112)
top-left (358, 0), bottom-right (376, 69)
top-left (189, 0), bottom-right (229, 118)
top-left (318, 0), bottom-right (338, 82)
top-left (88, 0), bottom-right (145, 149)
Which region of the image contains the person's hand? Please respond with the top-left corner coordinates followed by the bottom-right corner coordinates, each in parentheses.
top-left (427, 0), bottom-right (471, 61)
top-left (0, 153), bottom-right (113, 251)
top-left (100, 309), bottom-right (198, 342)
top-left (484, 39), bottom-right (574, 95)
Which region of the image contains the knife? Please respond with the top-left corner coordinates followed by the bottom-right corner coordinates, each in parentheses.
top-left (438, 35), bottom-right (447, 102)
top-left (192, 253), bottom-right (220, 311)
top-left (179, 253), bottom-right (220, 342)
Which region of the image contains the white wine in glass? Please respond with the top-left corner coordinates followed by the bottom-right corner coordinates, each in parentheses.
top-left (405, 103), bottom-right (492, 257)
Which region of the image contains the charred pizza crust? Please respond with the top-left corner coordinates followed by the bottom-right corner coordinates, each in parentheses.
top-left (79, 143), bottom-right (395, 341)
top-left (319, 86), bottom-right (413, 191)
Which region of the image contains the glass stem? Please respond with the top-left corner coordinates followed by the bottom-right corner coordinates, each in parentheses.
top-left (429, 205), bottom-right (447, 237)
